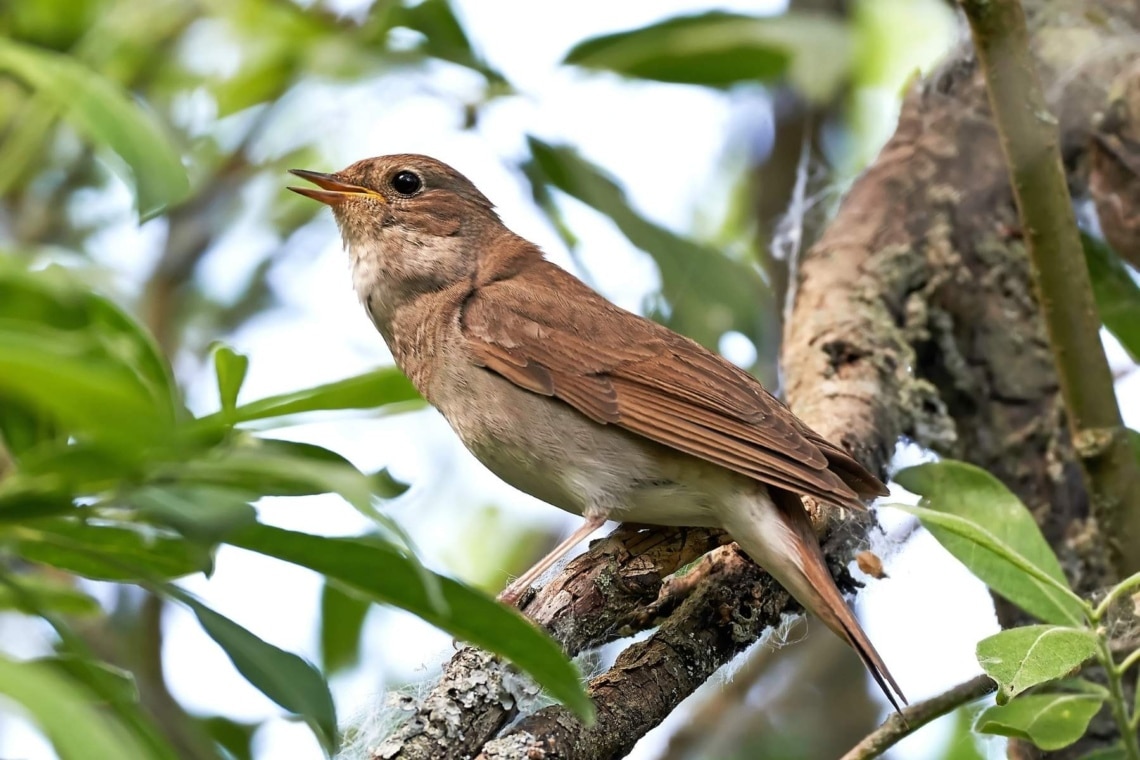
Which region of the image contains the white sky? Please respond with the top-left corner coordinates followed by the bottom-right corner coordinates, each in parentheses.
top-left (4, 1), bottom-right (1136, 759)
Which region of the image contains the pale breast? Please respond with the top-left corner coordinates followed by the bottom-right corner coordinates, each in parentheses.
top-left (434, 355), bottom-right (727, 529)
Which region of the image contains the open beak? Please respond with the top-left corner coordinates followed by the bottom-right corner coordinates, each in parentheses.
top-left (287, 169), bottom-right (386, 206)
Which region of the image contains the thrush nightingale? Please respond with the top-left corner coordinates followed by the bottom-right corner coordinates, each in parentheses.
top-left (289, 155), bottom-right (905, 711)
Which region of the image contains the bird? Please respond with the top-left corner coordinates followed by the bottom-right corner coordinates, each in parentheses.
top-left (288, 154), bottom-right (906, 712)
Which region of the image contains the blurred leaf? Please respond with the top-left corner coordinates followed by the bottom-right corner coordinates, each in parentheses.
top-left (0, 574), bottom-right (100, 616)
top-left (976, 693), bottom-right (1104, 750)
top-left (8, 518), bottom-right (213, 581)
top-left (937, 705), bottom-right (988, 760)
top-left (0, 39), bottom-right (189, 219)
top-left (392, 0), bottom-right (503, 83)
top-left (213, 344), bottom-right (250, 417)
top-left (1079, 746), bottom-right (1129, 759)
top-left (565, 11), bottom-right (851, 99)
top-left (0, 262), bottom-right (178, 459)
top-left (165, 439), bottom-right (436, 602)
top-left (169, 589), bottom-right (337, 754)
top-left (0, 485), bottom-right (77, 521)
top-left (0, 264), bottom-right (178, 458)
top-left (1082, 234), bottom-right (1140, 360)
top-left (229, 523), bottom-right (593, 721)
top-left (5, 0), bottom-right (100, 50)
top-left (370, 468), bottom-right (409, 498)
top-left (0, 323), bottom-right (173, 449)
top-left (976, 626), bottom-right (1098, 701)
top-left (199, 716), bottom-right (257, 760)
top-left (320, 581), bottom-right (370, 674)
top-left (0, 653), bottom-right (150, 759)
top-left (894, 461), bottom-right (1087, 625)
top-left (13, 443), bottom-right (144, 496)
top-left (40, 656), bottom-right (139, 705)
top-left (525, 138), bottom-right (772, 353)
top-left (0, 576), bottom-right (179, 760)
top-left (0, 264), bottom-right (174, 401)
top-left (227, 367), bottom-right (422, 423)
top-left (167, 443), bottom-right (394, 529)
top-left (129, 484), bottom-right (257, 543)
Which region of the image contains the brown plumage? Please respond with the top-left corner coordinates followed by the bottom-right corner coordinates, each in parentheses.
top-left (289, 155), bottom-right (906, 712)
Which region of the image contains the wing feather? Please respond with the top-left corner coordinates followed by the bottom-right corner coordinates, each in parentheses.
top-left (461, 258), bottom-right (887, 508)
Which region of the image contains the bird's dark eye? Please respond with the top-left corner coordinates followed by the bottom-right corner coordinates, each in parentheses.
top-left (391, 170), bottom-right (422, 196)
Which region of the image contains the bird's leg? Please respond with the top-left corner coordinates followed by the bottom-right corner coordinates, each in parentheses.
top-left (499, 515), bottom-right (607, 606)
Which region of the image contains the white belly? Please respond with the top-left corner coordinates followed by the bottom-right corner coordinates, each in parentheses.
top-left (433, 361), bottom-right (730, 530)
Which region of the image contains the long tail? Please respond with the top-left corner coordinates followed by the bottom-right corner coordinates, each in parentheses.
top-left (722, 487), bottom-right (907, 713)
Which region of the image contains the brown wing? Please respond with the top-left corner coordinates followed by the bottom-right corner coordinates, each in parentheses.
top-left (462, 258), bottom-right (887, 510)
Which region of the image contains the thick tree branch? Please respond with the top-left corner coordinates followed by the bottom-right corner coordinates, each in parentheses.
top-left (961, 0), bottom-right (1140, 579)
top-left (375, 526), bottom-right (731, 759)
top-left (477, 549), bottom-right (805, 760)
top-left (839, 674), bottom-right (996, 760)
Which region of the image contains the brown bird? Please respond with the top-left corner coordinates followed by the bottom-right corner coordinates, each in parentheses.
top-left (289, 155), bottom-right (906, 711)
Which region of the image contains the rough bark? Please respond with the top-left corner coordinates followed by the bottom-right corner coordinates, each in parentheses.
top-left (373, 1), bottom-right (1140, 757)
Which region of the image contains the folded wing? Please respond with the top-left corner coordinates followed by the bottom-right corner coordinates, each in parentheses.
top-left (462, 258), bottom-right (887, 510)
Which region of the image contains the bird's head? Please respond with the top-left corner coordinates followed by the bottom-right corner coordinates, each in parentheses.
top-left (288, 154), bottom-right (500, 305)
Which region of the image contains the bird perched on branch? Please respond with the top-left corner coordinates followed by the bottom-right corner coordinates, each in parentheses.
top-left (290, 154), bottom-right (906, 712)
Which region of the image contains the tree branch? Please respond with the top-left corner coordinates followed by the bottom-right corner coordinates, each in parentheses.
top-left (477, 549), bottom-right (803, 760)
top-left (839, 674), bottom-right (996, 760)
top-left (960, 0), bottom-right (1140, 579)
top-left (375, 526), bottom-right (730, 759)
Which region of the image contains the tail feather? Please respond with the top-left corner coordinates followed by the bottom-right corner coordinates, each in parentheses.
top-left (725, 487), bottom-right (907, 713)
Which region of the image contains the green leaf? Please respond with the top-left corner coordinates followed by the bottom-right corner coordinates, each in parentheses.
top-left (392, 0), bottom-right (504, 84)
top-left (0, 574), bottom-right (101, 616)
top-left (976, 693), bottom-right (1104, 750)
top-left (893, 461), bottom-right (1087, 625)
top-left (227, 367), bottom-right (422, 423)
top-left (370, 467), bottom-right (409, 498)
top-left (199, 716), bottom-right (257, 760)
top-left (0, 484), bottom-right (77, 522)
top-left (167, 443), bottom-right (392, 524)
top-left (166, 440), bottom-right (438, 605)
top-left (0, 264), bottom-right (174, 404)
top-left (0, 653), bottom-right (150, 759)
top-left (1078, 745), bottom-right (1129, 760)
top-left (0, 39), bottom-right (188, 219)
top-left (937, 705), bottom-right (989, 760)
top-left (524, 138), bottom-right (773, 354)
top-left (0, 577), bottom-right (179, 760)
top-left (0, 322), bottom-right (174, 449)
top-left (39, 656), bottom-right (139, 705)
top-left (7, 518), bottom-right (213, 581)
top-left (228, 523), bottom-right (593, 721)
top-left (320, 581), bottom-right (370, 674)
top-left (168, 589), bottom-right (337, 753)
top-left (564, 11), bottom-right (851, 99)
top-left (0, 270), bottom-right (172, 459)
top-left (129, 484), bottom-right (257, 543)
top-left (976, 626), bottom-right (1099, 701)
top-left (1081, 234), bottom-right (1140, 360)
top-left (213, 344), bottom-right (250, 417)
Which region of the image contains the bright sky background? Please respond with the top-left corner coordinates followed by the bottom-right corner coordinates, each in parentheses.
top-left (4, 1), bottom-right (1138, 758)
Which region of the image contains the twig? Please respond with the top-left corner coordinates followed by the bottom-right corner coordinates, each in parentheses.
top-left (1099, 636), bottom-right (1140, 759)
top-left (959, 0), bottom-right (1140, 578)
top-left (839, 674), bottom-right (996, 760)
